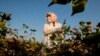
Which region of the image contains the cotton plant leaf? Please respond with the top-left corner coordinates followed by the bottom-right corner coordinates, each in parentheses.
top-left (1, 13), bottom-right (11, 21)
top-left (48, 0), bottom-right (71, 6)
top-left (5, 13), bottom-right (12, 21)
top-left (97, 23), bottom-right (100, 27)
top-left (79, 21), bottom-right (85, 26)
top-left (30, 29), bottom-right (36, 32)
top-left (0, 21), bottom-right (5, 28)
top-left (24, 30), bottom-right (28, 33)
top-left (71, 0), bottom-right (88, 16)
top-left (23, 24), bottom-right (29, 29)
top-left (63, 19), bottom-right (66, 25)
top-left (1, 13), bottom-right (6, 19)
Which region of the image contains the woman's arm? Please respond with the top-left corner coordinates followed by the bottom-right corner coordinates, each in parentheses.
top-left (43, 24), bottom-right (54, 35)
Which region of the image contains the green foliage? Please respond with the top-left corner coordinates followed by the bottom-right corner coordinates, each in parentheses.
top-left (48, 0), bottom-right (71, 6)
top-left (97, 22), bottom-right (100, 27)
top-left (62, 19), bottom-right (70, 34)
top-left (72, 0), bottom-right (88, 15)
top-left (48, 0), bottom-right (88, 16)
top-left (0, 12), bottom-right (11, 37)
top-left (23, 24), bottom-right (29, 29)
top-left (30, 29), bottom-right (36, 32)
top-left (1, 13), bottom-right (11, 21)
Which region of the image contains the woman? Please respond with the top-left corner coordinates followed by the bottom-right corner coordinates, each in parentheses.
top-left (43, 12), bottom-right (64, 48)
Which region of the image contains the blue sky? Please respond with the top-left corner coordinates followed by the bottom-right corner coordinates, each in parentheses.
top-left (0, 0), bottom-right (100, 42)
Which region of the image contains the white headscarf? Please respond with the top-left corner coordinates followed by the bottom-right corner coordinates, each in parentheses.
top-left (46, 12), bottom-right (57, 22)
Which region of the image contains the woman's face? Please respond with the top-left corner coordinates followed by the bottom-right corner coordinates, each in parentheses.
top-left (47, 17), bottom-right (52, 23)
top-left (46, 14), bottom-right (56, 23)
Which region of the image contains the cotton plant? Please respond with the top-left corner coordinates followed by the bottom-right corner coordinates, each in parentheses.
top-left (49, 19), bottom-right (70, 47)
top-left (0, 12), bottom-right (11, 37)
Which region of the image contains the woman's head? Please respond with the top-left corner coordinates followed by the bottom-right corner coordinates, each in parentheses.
top-left (46, 12), bottom-right (57, 23)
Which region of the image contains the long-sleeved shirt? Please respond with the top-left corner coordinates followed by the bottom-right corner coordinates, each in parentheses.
top-left (43, 22), bottom-right (63, 47)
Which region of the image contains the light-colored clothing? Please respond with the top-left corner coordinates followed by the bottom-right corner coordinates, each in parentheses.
top-left (43, 22), bottom-right (63, 47)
